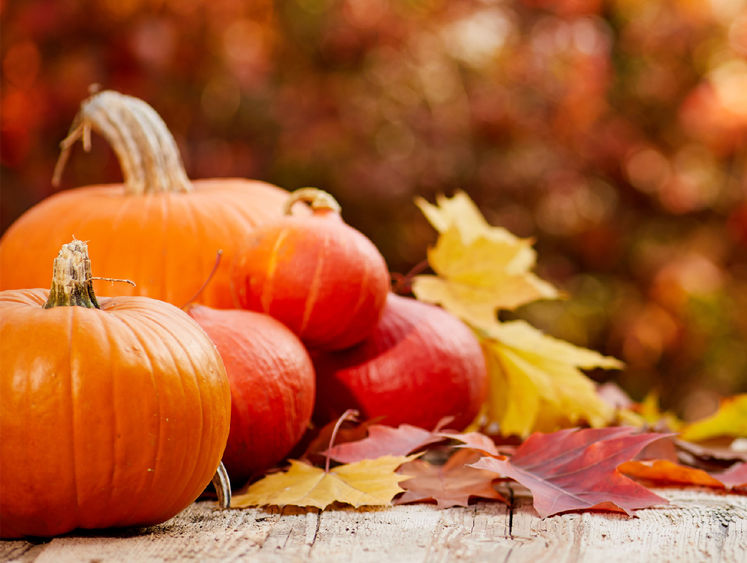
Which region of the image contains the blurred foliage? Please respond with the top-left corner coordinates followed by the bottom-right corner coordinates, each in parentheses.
top-left (2, 0), bottom-right (746, 419)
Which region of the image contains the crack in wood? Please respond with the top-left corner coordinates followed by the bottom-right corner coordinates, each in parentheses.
top-left (507, 485), bottom-right (515, 540)
top-left (309, 509), bottom-right (322, 548)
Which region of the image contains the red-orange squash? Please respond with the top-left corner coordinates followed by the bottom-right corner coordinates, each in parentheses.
top-left (233, 188), bottom-right (389, 350)
top-left (187, 305), bottom-right (316, 487)
top-left (312, 293), bottom-right (488, 430)
top-left (0, 241), bottom-right (231, 538)
top-left (0, 89), bottom-right (292, 308)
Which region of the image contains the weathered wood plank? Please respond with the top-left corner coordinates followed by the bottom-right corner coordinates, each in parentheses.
top-left (1, 488), bottom-right (745, 562)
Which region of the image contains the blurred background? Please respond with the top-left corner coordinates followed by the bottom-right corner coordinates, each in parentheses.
top-left (2, 0), bottom-right (746, 420)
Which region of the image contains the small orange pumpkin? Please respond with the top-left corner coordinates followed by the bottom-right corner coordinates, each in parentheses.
top-left (0, 89), bottom-right (292, 308)
top-left (0, 241), bottom-right (231, 538)
top-left (187, 305), bottom-right (316, 486)
top-left (233, 188), bottom-right (390, 350)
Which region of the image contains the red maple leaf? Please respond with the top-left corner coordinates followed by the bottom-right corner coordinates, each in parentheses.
top-left (438, 431), bottom-right (503, 456)
top-left (714, 462), bottom-right (747, 489)
top-left (324, 423), bottom-right (446, 463)
top-left (397, 449), bottom-right (507, 508)
top-left (470, 427), bottom-right (670, 517)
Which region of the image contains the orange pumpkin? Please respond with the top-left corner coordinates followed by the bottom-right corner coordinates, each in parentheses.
top-left (312, 293), bottom-right (488, 430)
top-left (0, 241), bottom-right (231, 538)
top-left (187, 305), bottom-right (316, 486)
top-left (0, 89), bottom-right (292, 308)
top-left (233, 188), bottom-right (390, 350)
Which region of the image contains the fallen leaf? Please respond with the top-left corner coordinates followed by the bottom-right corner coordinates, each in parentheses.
top-left (438, 431), bottom-right (501, 457)
top-left (325, 423), bottom-right (445, 463)
top-left (635, 436), bottom-right (678, 463)
top-left (619, 460), bottom-right (725, 489)
top-left (675, 438), bottom-right (747, 471)
top-left (413, 192), bottom-right (558, 327)
top-left (232, 455), bottom-right (417, 510)
top-left (397, 449), bottom-right (507, 508)
top-left (679, 395), bottom-right (747, 442)
top-left (470, 427), bottom-right (669, 517)
top-left (713, 462), bottom-right (747, 489)
top-left (480, 320), bottom-right (622, 436)
top-left (299, 412), bottom-right (373, 464)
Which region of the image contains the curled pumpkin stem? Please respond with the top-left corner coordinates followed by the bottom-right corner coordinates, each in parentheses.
top-left (212, 462), bottom-right (232, 509)
top-left (52, 88), bottom-right (192, 196)
top-left (284, 187), bottom-right (342, 216)
top-left (44, 240), bottom-right (100, 309)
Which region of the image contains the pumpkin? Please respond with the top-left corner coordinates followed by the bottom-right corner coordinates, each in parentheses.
top-left (186, 305), bottom-right (315, 486)
top-left (312, 293), bottom-right (488, 430)
top-left (0, 89), bottom-right (293, 308)
top-left (233, 188), bottom-right (390, 350)
top-left (0, 241), bottom-right (231, 538)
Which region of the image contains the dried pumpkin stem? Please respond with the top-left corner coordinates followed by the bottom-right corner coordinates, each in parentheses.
top-left (52, 89), bottom-right (192, 195)
top-left (284, 187), bottom-right (342, 215)
top-left (211, 462), bottom-right (232, 509)
top-left (44, 240), bottom-right (100, 309)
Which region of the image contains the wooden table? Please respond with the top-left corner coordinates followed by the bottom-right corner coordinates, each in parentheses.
top-left (2, 488), bottom-right (745, 562)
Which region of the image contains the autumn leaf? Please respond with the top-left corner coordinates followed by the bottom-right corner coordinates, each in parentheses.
top-left (470, 427), bottom-right (669, 518)
top-left (396, 449), bottom-right (507, 508)
top-left (231, 455), bottom-right (417, 510)
top-left (413, 192), bottom-right (559, 327)
top-left (480, 320), bottom-right (622, 436)
top-left (620, 459), bottom-right (747, 491)
top-left (438, 431), bottom-right (502, 457)
top-left (679, 394), bottom-right (747, 442)
top-left (301, 415), bottom-right (377, 464)
top-left (325, 423), bottom-right (446, 464)
top-left (618, 460), bottom-right (725, 489)
top-left (675, 439), bottom-right (747, 469)
top-left (714, 462), bottom-right (747, 489)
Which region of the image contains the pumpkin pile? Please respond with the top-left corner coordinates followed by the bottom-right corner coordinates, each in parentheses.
top-left (0, 90), bottom-right (487, 538)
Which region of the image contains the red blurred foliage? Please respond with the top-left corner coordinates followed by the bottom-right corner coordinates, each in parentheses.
top-left (1, 0), bottom-right (746, 416)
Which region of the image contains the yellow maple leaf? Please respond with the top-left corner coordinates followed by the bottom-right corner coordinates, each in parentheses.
top-left (231, 455), bottom-right (416, 510)
top-left (479, 320), bottom-right (623, 437)
top-left (679, 394), bottom-right (747, 442)
top-left (413, 192), bottom-right (559, 327)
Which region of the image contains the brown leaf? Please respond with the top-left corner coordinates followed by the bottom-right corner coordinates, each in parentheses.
top-left (397, 450), bottom-right (507, 508)
top-left (324, 423), bottom-right (446, 464)
top-left (675, 438), bottom-right (747, 472)
top-left (470, 427), bottom-right (670, 517)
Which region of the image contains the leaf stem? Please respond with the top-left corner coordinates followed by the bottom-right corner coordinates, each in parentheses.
top-left (325, 409), bottom-right (359, 473)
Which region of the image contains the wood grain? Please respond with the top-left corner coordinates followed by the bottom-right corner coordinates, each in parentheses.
top-left (1, 488), bottom-right (745, 562)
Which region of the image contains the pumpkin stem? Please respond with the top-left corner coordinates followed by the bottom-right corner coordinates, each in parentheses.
top-left (52, 89), bottom-right (192, 195)
top-left (44, 240), bottom-right (101, 309)
top-left (212, 461), bottom-right (232, 509)
top-left (284, 187), bottom-right (342, 216)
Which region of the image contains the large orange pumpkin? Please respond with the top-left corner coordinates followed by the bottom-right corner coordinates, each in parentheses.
top-left (0, 89), bottom-right (292, 308)
top-left (0, 241), bottom-right (231, 538)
